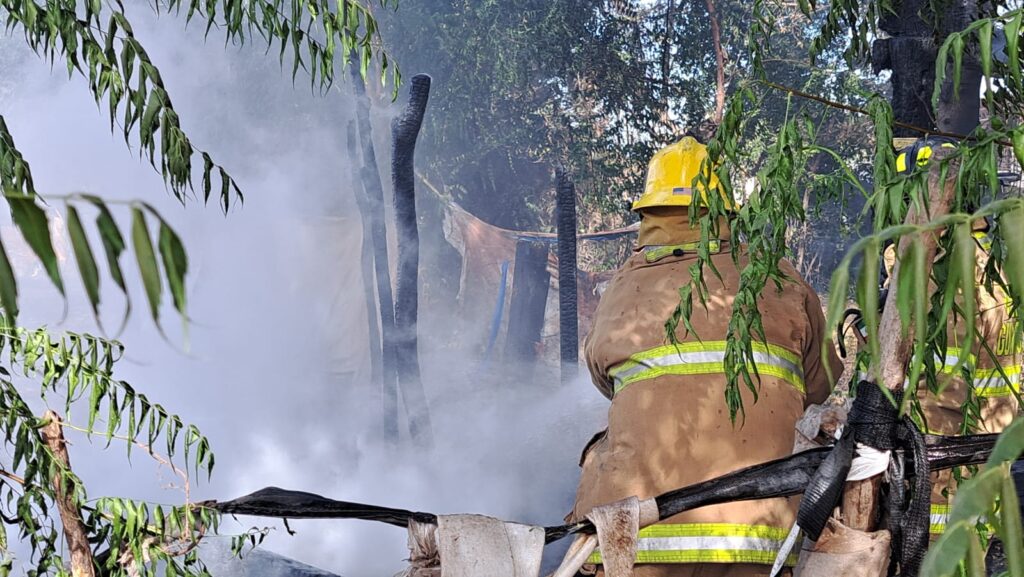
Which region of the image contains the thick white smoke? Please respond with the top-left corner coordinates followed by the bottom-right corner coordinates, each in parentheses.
top-left (1, 6), bottom-right (609, 577)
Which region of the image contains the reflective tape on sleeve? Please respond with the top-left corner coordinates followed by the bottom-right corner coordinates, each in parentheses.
top-left (609, 341), bottom-right (805, 395)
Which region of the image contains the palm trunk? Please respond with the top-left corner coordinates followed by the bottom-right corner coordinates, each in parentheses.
top-left (391, 74), bottom-right (434, 448)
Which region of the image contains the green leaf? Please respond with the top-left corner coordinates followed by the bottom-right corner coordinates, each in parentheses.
top-left (824, 259), bottom-right (851, 381)
top-left (988, 416), bottom-right (1024, 466)
top-left (979, 21), bottom-right (993, 80)
top-left (1005, 203), bottom-right (1024, 305)
top-left (952, 34), bottom-right (965, 99)
top-left (1001, 470), bottom-right (1024, 576)
top-left (979, 21), bottom-right (993, 108)
top-left (157, 221), bottom-right (188, 317)
top-left (954, 222), bottom-right (976, 357)
top-left (949, 466), bottom-right (1003, 527)
top-left (857, 238), bottom-right (881, 365)
top-left (896, 241), bottom-right (914, 335)
top-left (906, 237), bottom-right (928, 389)
top-left (7, 195), bottom-right (64, 294)
top-left (797, 0), bottom-right (812, 18)
top-left (1007, 11), bottom-right (1022, 91)
top-left (80, 196), bottom-right (128, 291)
top-left (1013, 128), bottom-right (1024, 174)
top-left (967, 528), bottom-right (986, 577)
top-left (66, 206), bottom-right (101, 317)
top-left (933, 36), bottom-right (952, 111)
top-left (0, 237), bottom-right (19, 320)
top-left (130, 208), bottom-right (162, 325)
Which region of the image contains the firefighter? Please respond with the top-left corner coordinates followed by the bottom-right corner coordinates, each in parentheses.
top-left (571, 136), bottom-right (843, 577)
top-left (887, 138), bottom-right (1023, 539)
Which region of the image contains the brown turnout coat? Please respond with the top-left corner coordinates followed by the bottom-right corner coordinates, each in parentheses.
top-left (572, 213), bottom-right (841, 573)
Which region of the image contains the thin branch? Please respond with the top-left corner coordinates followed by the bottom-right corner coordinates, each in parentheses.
top-left (60, 422), bottom-right (191, 505)
top-left (760, 80), bottom-right (1015, 146)
top-left (0, 468), bottom-right (25, 485)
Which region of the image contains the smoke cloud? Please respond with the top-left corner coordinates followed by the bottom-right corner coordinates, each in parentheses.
top-left (1, 6), bottom-right (609, 576)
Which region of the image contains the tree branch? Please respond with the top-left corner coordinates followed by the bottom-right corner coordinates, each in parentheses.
top-left (874, 149), bottom-right (961, 390)
top-left (760, 80), bottom-right (1015, 146)
top-left (40, 411), bottom-right (96, 577)
top-left (705, 0), bottom-right (726, 123)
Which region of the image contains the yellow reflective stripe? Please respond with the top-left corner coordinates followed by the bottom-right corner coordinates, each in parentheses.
top-left (930, 504), bottom-right (994, 536)
top-left (871, 346), bottom-right (1020, 398)
top-left (586, 524), bottom-right (799, 566)
top-left (611, 342), bottom-right (802, 375)
top-left (973, 230), bottom-right (993, 251)
top-left (972, 365), bottom-right (1022, 397)
top-left (644, 241), bottom-right (721, 263)
top-left (609, 341), bottom-right (805, 394)
top-left (930, 504), bottom-right (950, 535)
top-left (638, 524), bottom-right (793, 539)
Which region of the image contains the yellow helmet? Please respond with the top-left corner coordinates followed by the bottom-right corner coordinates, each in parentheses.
top-left (632, 136), bottom-right (735, 212)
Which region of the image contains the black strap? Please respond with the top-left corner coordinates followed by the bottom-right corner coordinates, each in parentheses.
top-left (796, 427), bottom-right (856, 541)
top-left (849, 382), bottom-right (931, 577)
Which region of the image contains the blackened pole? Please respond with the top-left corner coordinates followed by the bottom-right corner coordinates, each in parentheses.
top-left (556, 167), bottom-right (579, 384)
top-left (350, 60), bottom-right (399, 441)
top-left (391, 74), bottom-right (434, 448)
top-left (346, 121), bottom-right (383, 400)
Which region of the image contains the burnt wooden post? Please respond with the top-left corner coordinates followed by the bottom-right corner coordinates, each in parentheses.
top-left (556, 167), bottom-right (579, 385)
top-left (505, 239), bottom-right (551, 366)
top-left (346, 121), bottom-right (383, 402)
top-left (391, 74), bottom-right (434, 448)
top-left (350, 60), bottom-right (399, 441)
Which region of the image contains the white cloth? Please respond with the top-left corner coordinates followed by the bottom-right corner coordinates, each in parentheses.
top-left (435, 514), bottom-right (545, 577)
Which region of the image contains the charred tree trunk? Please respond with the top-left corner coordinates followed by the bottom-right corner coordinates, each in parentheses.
top-left (350, 61), bottom-right (399, 441)
top-left (504, 240), bottom-right (551, 366)
top-left (346, 121), bottom-right (383, 399)
top-left (872, 0), bottom-right (981, 137)
top-left (556, 168), bottom-right (579, 385)
top-left (391, 74), bottom-right (434, 448)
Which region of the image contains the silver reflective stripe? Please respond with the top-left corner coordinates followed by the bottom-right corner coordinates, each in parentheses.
top-left (858, 348), bottom-right (1021, 398)
top-left (609, 342), bottom-right (806, 394)
top-left (613, 350), bottom-right (801, 382)
top-left (973, 368), bottom-right (1021, 397)
top-left (638, 535), bottom-right (784, 552)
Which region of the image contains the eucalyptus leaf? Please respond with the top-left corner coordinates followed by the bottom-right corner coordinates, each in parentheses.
top-left (7, 195), bottom-right (64, 295)
top-left (130, 208), bottom-right (162, 326)
top-left (0, 237), bottom-right (19, 320)
top-left (66, 206), bottom-right (101, 318)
